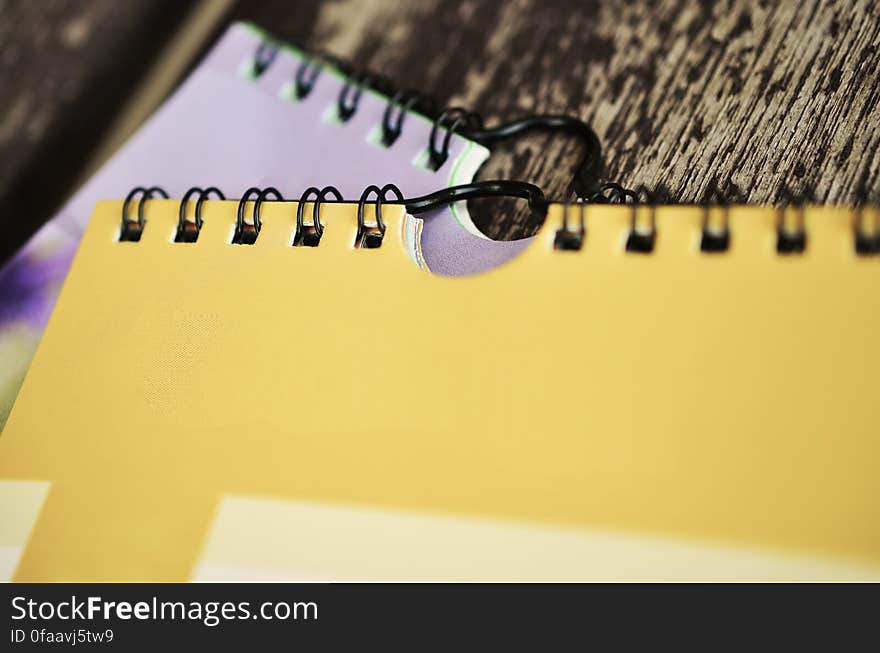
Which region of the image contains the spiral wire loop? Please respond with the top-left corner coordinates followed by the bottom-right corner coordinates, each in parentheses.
top-left (356, 184), bottom-right (404, 248)
top-left (120, 186), bottom-right (169, 242)
top-left (774, 185), bottom-right (812, 255)
top-left (249, 36), bottom-right (605, 196)
top-left (382, 89), bottom-right (434, 147)
top-left (252, 40), bottom-right (279, 78)
top-left (554, 181), bottom-right (639, 251)
top-left (124, 182), bottom-right (548, 248)
top-left (294, 52), bottom-right (336, 100)
top-left (619, 185), bottom-right (655, 254)
top-left (124, 178), bottom-right (878, 255)
top-left (176, 186), bottom-right (225, 243)
top-left (427, 107), bottom-right (483, 170)
top-left (854, 200), bottom-right (880, 256)
top-left (585, 182), bottom-right (658, 254)
top-left (463, 115), bottom-right (604, 199)
top-left (555, 199), bottom-right (587, 251)
top-left (699, 181), bottom-right (737, 253)
top-left (401, 179), bottom-right (880, 257)
top-left (404, 180), bottom-right (547, 220)
top-left (295, 186), bottom-right (343, 246)
top-left (234, 187), bottom-right (283, 244)
top-left (337, 71), bottom-right (375, 122)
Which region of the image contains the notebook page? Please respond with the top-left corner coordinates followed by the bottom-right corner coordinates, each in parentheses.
top-left (0, 200), bottom-right (876, 580)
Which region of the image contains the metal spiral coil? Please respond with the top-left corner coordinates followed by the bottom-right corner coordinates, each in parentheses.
top-left (233, 187), bottom-right (283, 245)
top-left (176, 186), bottom-right (225, 243)
top-left (295, 186), bottom-right (342, 246)
top-left (356, 184), bottom-right (404, 248)
top-left (121, 180), bottom-right (877, 256)
top-left (247, 35), bottom-right (604, 196)
top-left (120, 186), bottom-right (168, 242)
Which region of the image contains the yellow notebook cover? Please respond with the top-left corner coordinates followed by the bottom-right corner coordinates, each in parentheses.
top-left (0, 198), bottom-right (878, 581)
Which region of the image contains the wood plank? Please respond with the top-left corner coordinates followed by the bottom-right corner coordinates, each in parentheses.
top-left (233, 0), bottom-right (880, 237)
top-left (0, 0), bottom-right (198, 260)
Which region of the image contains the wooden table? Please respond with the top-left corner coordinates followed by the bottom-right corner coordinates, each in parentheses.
top-left (2, 0), bottom-right (878, 258)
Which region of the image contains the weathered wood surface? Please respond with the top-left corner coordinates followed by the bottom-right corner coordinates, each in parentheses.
top-left (238, 0), bottom-right (880, 238)
top-left (2, 0), bottom-right (879, 254)
top-left (0, 0), bottom-right (192, 260)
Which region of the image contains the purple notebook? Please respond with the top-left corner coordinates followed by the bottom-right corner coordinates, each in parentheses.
top-left (0, 23), bottom-right (532, 426)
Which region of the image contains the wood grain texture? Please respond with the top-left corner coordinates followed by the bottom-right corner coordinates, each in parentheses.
top-left (1, 0), bottom-right (878, 253)
top-left (232, 0), bottom-right (880, 238)
top-left (0, 0), bottom-right (193, 260)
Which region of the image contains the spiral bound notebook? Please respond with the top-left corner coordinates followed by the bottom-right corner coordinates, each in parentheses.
top-left (0, 21), bottom-right (538, 428)
top-left (1, 194), bottom-right (877, 581)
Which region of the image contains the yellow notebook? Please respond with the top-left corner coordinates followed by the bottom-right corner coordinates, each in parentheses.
top-left (1, 196), bottom-right (878, 581)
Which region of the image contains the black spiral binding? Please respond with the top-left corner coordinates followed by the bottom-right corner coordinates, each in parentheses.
top-left (557, 181), bottom-right (768, 254)
top-left (249, 36), bottom-right (604, 198)
top-left (556, 180), bottom-right (880, 256)
top-left (356, 184), bottom-right (404, 248)
top-left (251, 39), bottom-right (280, 78)
top-left (566, 182), bottom-right (655, 254)
top-left (176, 186), bottom-right (225, 243)
top-left (295, 186), bottom-right (342, 246)
top-left (121, 181), bottom-right (877, 257)
top-left (382, 89), bottom-right (433, 147)
top-left (555, 183), bottom-right (636, 251)
top-left (405, 180), bottom-right (547, 220)
top-left (234, 187), bottom-right (282, 244)
top-left (554, 199), bottom-right (586, 251)
top-left (700, 182), bottom-right (741, 254)
top-left (623, 186), bottom-right (657, 254)
top-left (337, 71), bottom-right (374, 123)
top-left (776, 186), bottom-right (811, 255)
top-left (855, 205), bottom-right (880, 256)
top-left (294, 52), bottom-right (337, 100)
top-left (464, 115), bottom-right (603, 199)
top-left (121, 181), bottom-right (546, 246)
top-left (120, 186), bottom-right (169, 241)
top-left (427, 107), bottom-right (483, 171)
